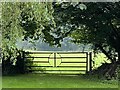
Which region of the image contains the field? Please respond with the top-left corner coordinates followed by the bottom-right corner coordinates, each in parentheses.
top-left (2, 74), bottom-right (118, 88)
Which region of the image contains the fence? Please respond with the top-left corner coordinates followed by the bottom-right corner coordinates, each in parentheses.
top-left (23, 51), bottom-right (92, 75)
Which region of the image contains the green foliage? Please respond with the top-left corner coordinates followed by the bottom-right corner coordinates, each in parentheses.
top-left (1, 2), bottom-right (55, 75)
top-left (93, 53), bottom-right (111, 69)
top-left (52, 2), bottom-right (120, 63)
top-left (2, 49), bottom-right (24, 75)
top-left (2, 2), bottom-right (22, 62)
top-left (19, 2), bottom-right (55, 41)
top-left (1, 2), bottom-right (55, 59)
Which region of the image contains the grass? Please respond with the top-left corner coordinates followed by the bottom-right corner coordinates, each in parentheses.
top-left (2, 74), bottom-right (118, 88)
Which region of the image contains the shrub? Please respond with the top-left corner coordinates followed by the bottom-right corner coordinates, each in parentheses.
top-left (2, 48), bottom-right (32, 75)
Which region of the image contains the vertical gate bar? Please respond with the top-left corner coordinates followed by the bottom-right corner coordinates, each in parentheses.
top-left (89, 52), bottom-right (92, 72)
top-left (54, 53), bottom-right (56, 67)
top-left (86, 52), bottom-right (88, 73)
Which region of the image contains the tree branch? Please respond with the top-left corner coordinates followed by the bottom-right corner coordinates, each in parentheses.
top-left (109, 21), bottom-right (120, 40)
top-left (95, 44), bottom-right (115, 63)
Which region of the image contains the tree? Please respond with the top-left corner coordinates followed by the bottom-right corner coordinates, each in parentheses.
top-left (52, 2), bottom-right (120, 78)
top-left (1, 2), bottom-right (55, 75)
top-left (52, 2), bottom-right (120, 62)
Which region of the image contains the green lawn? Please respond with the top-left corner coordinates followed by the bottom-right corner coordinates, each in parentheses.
top-left (2, 74), bottom-right (118, 88)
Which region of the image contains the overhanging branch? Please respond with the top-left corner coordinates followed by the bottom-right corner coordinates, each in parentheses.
top-left (95, 44), bottom-right (115, 63)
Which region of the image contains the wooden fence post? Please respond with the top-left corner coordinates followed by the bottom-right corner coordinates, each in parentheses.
top-left (89, 52), bottom-right (92, 72)
top-left (54, 53), bottom-right (56, 67)
top-left (86, 52), bottom-right (88, 73)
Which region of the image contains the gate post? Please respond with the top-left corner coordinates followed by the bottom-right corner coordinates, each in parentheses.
top-left (89, 52), bottom-right (92, 72)
top-left (54, 53), bottom-right (56, 67)
top-left (86, 52), bottom-right (88, 73)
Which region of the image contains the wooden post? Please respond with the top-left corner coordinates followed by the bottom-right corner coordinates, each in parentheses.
top-left (89, 52), bottom-right (92, 72)
top-left (86, 52), bottom-right (88, 73)
top-left (54, 53), bottom-right (56, 67)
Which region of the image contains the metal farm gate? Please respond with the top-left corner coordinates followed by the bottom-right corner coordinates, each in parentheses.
top-left (24, 51), bottom-right (92, 75)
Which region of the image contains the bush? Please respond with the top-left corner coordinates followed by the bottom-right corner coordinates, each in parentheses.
top-left (2, 49), bottom-right (27, 75)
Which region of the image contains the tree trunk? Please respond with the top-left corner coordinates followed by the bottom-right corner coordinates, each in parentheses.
top-left (91, 44), bottom-right (119, 79)
top-left (117, 51), bottom-right (120, 64)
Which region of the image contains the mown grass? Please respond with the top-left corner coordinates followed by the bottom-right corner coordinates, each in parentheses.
top-left (2, 74), bottom-right (118, 88)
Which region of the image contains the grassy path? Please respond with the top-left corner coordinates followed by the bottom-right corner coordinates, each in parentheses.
top-left (2, 74), bottom-right (118, 88)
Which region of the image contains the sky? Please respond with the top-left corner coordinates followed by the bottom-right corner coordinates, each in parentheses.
top-left (16, 37), bottom-right (92, 51)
